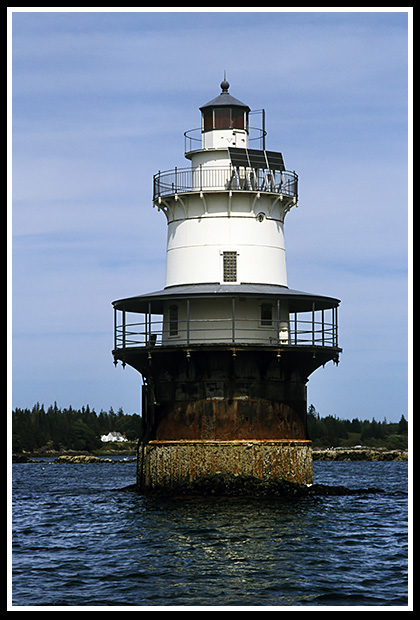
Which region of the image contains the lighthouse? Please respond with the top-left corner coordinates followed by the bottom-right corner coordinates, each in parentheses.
top-left (112, 79), bottom-right (341, 493)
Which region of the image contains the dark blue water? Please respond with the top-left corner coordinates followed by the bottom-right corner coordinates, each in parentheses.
top-left (12, 459), bottom-right (409, 608)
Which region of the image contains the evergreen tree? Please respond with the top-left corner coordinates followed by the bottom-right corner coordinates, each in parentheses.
top-left (398, 414), bottom-right (408, 435)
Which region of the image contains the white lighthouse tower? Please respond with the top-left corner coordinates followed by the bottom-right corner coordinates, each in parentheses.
top-left (163, 78), bottom-right (289, 290)
top-left (112, 79), bottom-right (341, 494)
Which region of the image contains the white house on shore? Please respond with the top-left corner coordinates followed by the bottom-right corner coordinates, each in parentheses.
top-left (100, 431), bottom-right (128, 443)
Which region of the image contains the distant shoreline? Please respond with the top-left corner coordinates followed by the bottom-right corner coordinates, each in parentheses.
top-left (12, 446), bottom-right (407, 463)
top-left (312, 447), bottom-right (408, 461)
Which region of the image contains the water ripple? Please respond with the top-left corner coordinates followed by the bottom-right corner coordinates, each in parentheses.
top-left (12, 461), bottom-right (409, 608)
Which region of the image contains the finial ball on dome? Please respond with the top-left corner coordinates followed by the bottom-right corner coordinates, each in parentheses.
top-left (220, 78), bottom-right (230, 92)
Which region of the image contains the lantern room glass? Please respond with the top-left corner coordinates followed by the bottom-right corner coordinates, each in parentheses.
top-left (202, 108), bottom-right (247, 132)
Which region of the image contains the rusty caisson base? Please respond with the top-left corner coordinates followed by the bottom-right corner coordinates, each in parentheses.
top-left (137, 439), bottom-right (313, 493)
top-left (111, 345), bottom-right (338, 494)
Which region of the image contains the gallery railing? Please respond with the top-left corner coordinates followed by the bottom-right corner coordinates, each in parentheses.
top-left (114, 311), bottom-right (339, 351)
top-left (153, 165), bottom-right (298, 201)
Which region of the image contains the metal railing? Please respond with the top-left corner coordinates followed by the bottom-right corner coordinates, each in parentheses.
top-left (153, 165), bottom-right (298, 201)
top-left (114, 313), bottom-right (338, 351)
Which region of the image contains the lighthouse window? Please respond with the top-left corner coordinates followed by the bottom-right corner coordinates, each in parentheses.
top-left (203, 108), bottom-right (247, 132)
top-left (223, 251), bottom-right (237, 282)
top-left (231, 109), bottom-right (246, 130)
top-left (169, 305), bottom-right (178, 336)
top-left (203, 109), bottom-right (213, 132)
top-left (214, 108), bottom-right (231, 130)
top-left (261, 303), bottom-right (273, 326)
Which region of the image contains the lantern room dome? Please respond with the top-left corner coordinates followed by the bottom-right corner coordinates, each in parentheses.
top-left (199, 80), bottom-right (251, 137)
top-left (199, 81), bottom-right (251, 112)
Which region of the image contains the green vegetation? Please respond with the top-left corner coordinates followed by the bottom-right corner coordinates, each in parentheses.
top-left (12, 402), bottom-right (408, 454)
top-left (307, 404), bottom-right (408, 450)
top-left (12, 402), bottom-right (143, 454)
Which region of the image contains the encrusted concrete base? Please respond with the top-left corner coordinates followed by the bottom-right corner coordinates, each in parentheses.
top-left (137, 439), bottom-right (312, 492)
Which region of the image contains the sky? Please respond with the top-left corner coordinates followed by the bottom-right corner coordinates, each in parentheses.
top-left (9, 8), bottom-right (411, 423)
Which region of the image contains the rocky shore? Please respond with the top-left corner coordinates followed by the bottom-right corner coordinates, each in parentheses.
top-left (12, 454), bottom-right (136, 463)
top-left (312, 448), bottom-right (408, 461)
top-left (12, 447), bottom-right (407, 464)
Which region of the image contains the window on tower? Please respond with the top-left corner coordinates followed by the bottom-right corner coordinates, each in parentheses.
top-left (231, 108), bottom-right (246, 130)
top-left (202, 108), bottom-right (248, 132)
top-left (223, 252), bottom-right (238, 283)
top-left (203, 109), bottom-right (213, 132)
top-left (214, 108), bottom-right (231, 129)
top-left (260, 303), bottom-right (273, 326)
top-left (169, 305), bottom-right (179, 336)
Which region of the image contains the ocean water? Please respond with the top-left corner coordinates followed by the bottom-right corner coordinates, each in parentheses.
top-left (11, 459), bottom-right (410, 609)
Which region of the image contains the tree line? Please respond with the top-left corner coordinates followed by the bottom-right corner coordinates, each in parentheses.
top-left (307, 404), bottom-right (408, 449)
top-left (12, 402), bottom-right (143, 453)
top-left (12, 402), bottom-right (408, 453)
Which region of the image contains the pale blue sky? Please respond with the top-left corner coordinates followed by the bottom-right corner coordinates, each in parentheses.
top-left (10, 9), bottom-right (411, 422)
